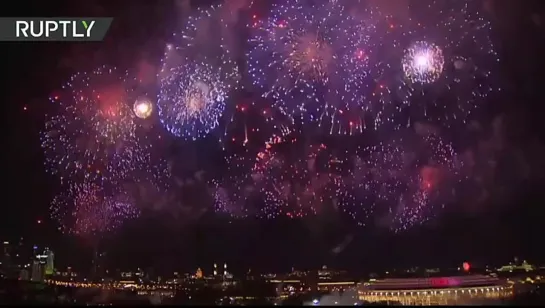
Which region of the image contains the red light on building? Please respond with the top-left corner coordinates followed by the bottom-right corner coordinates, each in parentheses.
top-left (430, 278), bottom-right (449, 287)
top-left (463, 262), bottom-right (470, 272)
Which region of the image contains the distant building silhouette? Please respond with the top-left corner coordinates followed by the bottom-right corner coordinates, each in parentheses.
top-left (31, 260), bottom-right (43, 282)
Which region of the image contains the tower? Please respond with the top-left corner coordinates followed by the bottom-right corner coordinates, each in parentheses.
top-left (2, 241), bottom-right (11, 265)
top-left (31, 260), bottom-right (43, 282)
top-left (45, 248), bottom-right (54, 275)
top-left (32, 245), bottom-right (38, 259)
top-left (2, 241), bottom-right (12, 274)
top-left (91, 250), bottom-right (106, 280)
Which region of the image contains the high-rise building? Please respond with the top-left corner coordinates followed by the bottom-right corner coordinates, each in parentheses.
top-left (2, 241), bottom-right (11, 264)
top-left (31, 260), bottom-right (44, 282)
top-left (2, 241), bottom-right (14, 278)
top-left (44, 248), bottom-right (54, 275)
top-left (19, 269), bottom-right (30, 281)
top-left (91, 251), bottom-right (106, 279)
top-left (10, 238), bottom-right (25, 269)
top-left (32, 248), bottom-right (50, 282)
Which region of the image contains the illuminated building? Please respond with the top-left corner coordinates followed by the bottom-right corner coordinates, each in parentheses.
top-left (269, 279), bottom-right (308, 296)
top-left (1, 241), bottom-right (13, 277)
top-left (317, 281), bottom-right (357, 293)
top-left (212, 262), bottom-right (229, 278)
top-left (358, 275), bottom-right (513, 305)
top-left (31, 249), bottom-right (52, 282)
top-left (318, 265), bottom-right (332, 280)
top-left (44, 248), bottom-right (54, 276)
top-left (196, 268), bottom-right (203, 279)
top-left (498, 260), bottom-right (536, 273)
top-left (36, 253), bottom-right (47, 265)
top-left (31, 260), bottom-right (44, 282)
top-left (2, 241), bottom-right (11, 257)
top-left (305, 289), bottom-right (360, 306)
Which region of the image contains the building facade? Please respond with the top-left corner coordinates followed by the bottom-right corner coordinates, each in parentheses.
top-left (358, 275), bottom-right (513, 305)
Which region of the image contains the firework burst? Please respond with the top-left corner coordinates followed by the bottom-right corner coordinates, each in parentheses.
top-left (354, 132), bottom-right (461, 232)
top-left (210, 152), bottom-right (257, 218)
top-left (402, 41), bottom-right (445, 84)
top-left (50, 182), bottom-right (139, 238)
top-left (41, 65), bottom-right (153, 186)
top-left (158, 4), bottom-right (240, 140)
top-left (158, 57), bottom-right (238, 139)
top-left (248, 0), bottom-right (372, 133)
top-left (210, 126), bottom-right (462, 232)
top-left (133, 97), bottom-right (154, 119)
top-left (253, 139), bottom-right (331, 218)
top-left (362, 0), bottom-right (499, 130)
top-left (219, 99), bottom-right (296, 150)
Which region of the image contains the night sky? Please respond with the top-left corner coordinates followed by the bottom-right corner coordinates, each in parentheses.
top-left (3, 0), bottom-right (545, 275)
